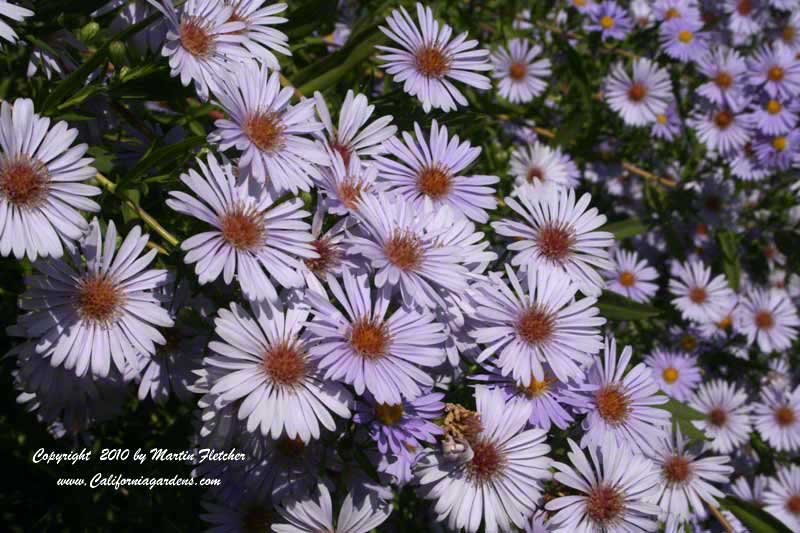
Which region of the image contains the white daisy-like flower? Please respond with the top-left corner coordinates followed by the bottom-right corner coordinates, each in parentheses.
top-left (492, 187), bottom-right (614, 296)
top-left (603, 248), bottom-right (659, 303)
top-left (753, 385), bottom-right (800, 452)
top-left (669, 259), bottom-right (736, 323)
top-left (0, 0), bottom-right (33, 44)
top-left (15, 219), bottom-right (173, 378)
top-left (210, 60), bottom-right (328, 192)
top-left (0, 98), bottom-right (100, 261)
top-left (376, 3), bottom-right (492, 113)
top-left (509, 141), bottom-right (579, 193)
top-left (605, 58), bottom-right (672, 126)
top-left (167, 154), bottom-right (317, 303)
top-left (374, 120), bottom-right (499, 223)
top-left (317, 149), bottom-right (379, 216)
top-left (546, 439), bottom-right (662, 533)
top-left (689, 379), bottom-right (752, 454)
top-left (314, 90), bottom-right (396, 168)
top-left (647, 427), bottom-right (733, 531)
top-left (644, 348), bottom-right (701, 402)
top-left (764, 465), bottom-right (800, 531)
top-left (224, 0), bottom-right (291, 71)
top-left (415, 387), bottom-right (552, 533)
top-left (734, 287), bottom-right (799, 353)
top-left (490, 38), bottom-right (551, 104)
top-left (470, 264), bottom-right (605, 386)
top-left (205, 297), bottom-right (352, 442)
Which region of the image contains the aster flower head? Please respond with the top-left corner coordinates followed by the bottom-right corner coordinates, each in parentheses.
top-left (745, 95), bottom-right (798, 136)
top-left (753, 384), bottom-right (800, 452)
top-left (652, 0), bottom-right (701, 22)
top-left (415, 387), bottom-right (552, 533)
top-left (205, 297), bottom-right (352, 443)
top-left (317, 151), bottom-right (378, 217)
top-left (374, 120), bottom-right (499, 223)
top-left (724, 0), bottom-right (763, 39)
top-left (659, 16), bottom-right (708, 63)
top-left (587, 1), bottom-right (634, 41)
top-left (647, 426), bottom-right (734, 531)
top-left (0, 1), bottom-right (33, 44)
top-left (348, 191), bottom-right (493, 310)
top-left (210, 60), bottom-right (328, 192)
top-left (492, 187), bottom-right (614, 296)
top-left (0, 98), bottom-right (100, 261)
top-left (688, 105), bottom-right (751, 155)
top-left (764, 465), bottom-right (800, 531)
top-left (747, 42), bottom-right (800, 99)
top-left (753, 129), bottom-right (800, 171)
top-left (651, 101), bottom-right (683, 141)
top-left (689, 379), bottom-right (752, 454)
top-left (696, 47), bottom-right (748, 110)
top-left (15, 219), bottom-right (173, 378)
top-left (546, 439), bottom-right (662, 533)
top-left (734, 287), bottom-right (799, 353)
top-left (314, 89), bottom-right (396, 169)
top-left (305, 269), bottom-right (447, 404)
top-left (603, 248), bottom-right (659, 303)
top-left (605, 58), bottom-right (672, 126)
top-left (273, 483), bottom-right (392, 533)
top-left (509, 141), bottom-right (579, 193)
top-left (644, 348), bottom-right (702, 401)
top-left (224, 0), bottom-right (290, 71)
top-left (490, 38), bottom-right (551, 104)
top-left (376, 3), bottom-right (492, 113)
top-left (569, 336), bottom-right (671, 453)
top-left (669, 258), bottom-right (736, 323)
top-left (470, 264), bottom-right (605, 386)
top-left (167, 154), bottom-right (317, 303)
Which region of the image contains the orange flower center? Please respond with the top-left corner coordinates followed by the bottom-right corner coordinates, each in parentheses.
top-left (179, 17), bottom-right (214, 57)
top-left (714, 110), bottom-right (733, 129)
top-left (773, 136), bottom-right (788, 151)
top-left (737, 0), bottom-right (753, 15)
top-left (656, 113), bottom-right (668, 125)
top-left (618, 271), bottom-right (636, 287)
top-left (663, 455), bottom-right (692, 483)
top-left (768, 65), bottom-right (785, 82)
top-left (516, 306), bottom-right (555, 345)
top-left (220, 206), bottom-right (264, 250)
top-left (375, 403), bottom-right (404, 425)
top-left (714, 71), bottom-right (733, 89)
top-left (689, 287), bottom-right (708, 304)
top-left (596, 385), bottom-right (630, 425)
top-left (767, 99), bottom-right (782, 115)
top-left (586, 484), bottom-right (624, 525)
top-left (349, 318), bottom-right (390, 360)
top-left (775, 406), bottom-right (796, 427)
top-left (786, 494), bottom-right (800, 514)
top-left (305, 237), bottom-right (341, 275)
top-left (263, 341), bottom-right (306, 386)
top-left (337, 177), bottom-right (369, 210)
top-left (600, 15), bottom-right (615, 29)
top-left (520, 374), bottom-right (554, 398)
top-left (244, 112), bottom-right (285, 153)
top-left (75, 275), bottom-right (123, 323)
top-left (417, 165), bottom-right (452, 199)
top-left (627, 82), bottom-right (648, 102)
top-left (662, 367), bottom-right (679, 384)
top-left (678, 30), bottom-right (694, 43)
top-left (384, 231), bottom-right (423, 271)
top-left (415, 46), bottom-right (450, 78)
top-left (0, 158), bottom-right (49, 208)
top-left (755, 310), bottom-right (775, 330)
top-left (509, 62), bottom-right (527, 81)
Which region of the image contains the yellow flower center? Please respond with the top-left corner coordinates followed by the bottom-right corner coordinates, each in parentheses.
top-left (662, 367), bottom-right (679, 384)
top-left (773, 136), bottom-right (787, 151)
top-left (656, 114), bottom-right (668, 125)
top-left (767, 100), bottom-right (782, 114)
top-left (678, 30), bottom-right (694, 43)
top-left (600, 16), bottom-right (615, 29)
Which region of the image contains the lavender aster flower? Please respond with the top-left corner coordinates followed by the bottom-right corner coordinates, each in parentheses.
top-left (745, 96), bottom-right (797, 135)
top-left (509, 141), bottom-right (579, 192)
top-left (669, 258), bottom-right (735, 323)
top-left (660, 17), bottom-right (708, 63)
top-left (224, 0), bottom-right (291, 71)
top-left (696, 48), bottom-right (748, 110)
top-left (764, 465), bottom-right (800, 531)
top-left (168, 154), bottom-right (317, 302)
top-left (546, 439), bottom-right (661, 533)
top-left (688, 105), bottom-right (751, 155)
top-left (305, 269), bottom-right (447, 404)
top-left (651, 101), bottom-right (683, 141)
top-left (0, 0), bottom-right (32, 44)
top-left (15, 219), bottom-right (173, 377)
top-left (376, 3), bottom-right (492, 113)
top-left (605, 58), bottom-right (672, 126)
top-left (644, 348), bottom-right (701, 401)
top-left (734, 287), bottom-right (799, 352)
top-left (415, 387), bottom-right (552, 533)
top-left (492, 187), bottom-right (614, 296)
top-left (0, 98), bottom-right (100, 260)
top-left (210, 60), bottom-right (328, 192)
top-left (470, 264), bottom-right (605, 385)
top-left (374, 120), bottom-right (499, 223)
top-left (753, 385), bottom-right (800, 452)
top-left (571, 337), bottom-right (671, 453)
top-left (603, 248), bottom-right (659, 303)
top-left (587, 1), bottom-right (634, 41)
top-left (205, 298), bottom-right (352, 442)
top-left (747, 42), bottom-right (800, 99)
top-left (490, 38), bottom-right (551, 104)
top-left (753, 129), bottom-right (800, 170)
top-left (689, 379), bottom-right (752, 454)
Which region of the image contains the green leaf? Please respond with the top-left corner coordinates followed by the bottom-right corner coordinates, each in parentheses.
top-left (120, 135), bottom-right (207, 187)
top-left (602, 218), bottom-right (647, 240)
top-left (596, 291), bottom-right (660, 321)
top-left (720, 496), bottom-right (792, 533)
top-left (717, 231), bottom-right (740, 291)
top-left (56, 84), bottom-right (105, 110)
top-left (661, 398), bottom-right (707, 443)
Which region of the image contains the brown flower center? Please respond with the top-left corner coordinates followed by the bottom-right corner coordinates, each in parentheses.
top-left (775, 405), bottom-right (796, 427)
top-left (375, 403), bottom-right (404, 425)
top-left (75, 275), bottom-right (124, 324)
top-left (527, 166), bottom-right (545, 182)
top-left (714, 72), bottom-right (733, 89)
top-left (520, 374), bottom-right (554, 398)
top-left (714, 110), bottom-right (733, 129)
top-left (467, 440), bottom-right (505, 482)
top-left (627, 82), bottom-right (648, 102)
top-left (595, 385), bottom-right (630, 425)
top-left (664, 8), bottom-right (680, 20)
top-left (755, 310), bottom-right (775, 330)
top-left (331, 140), bottom-right (352, 167)
top-left (516, 306), bottom-right (555, 345)
top-left (305, 237), bottom-right (341, 275)
top-left (349, 318), bottom-right (390, 360)
top-left (263, 341), bottom-right (307, 386)
top-left (509, 62), bottom-right (527, 81)
top-left (767, 100), bottom-right (782, 115)
top-left (737, 0), bottom-right (753, 15)
top-left (768, 65), bottom-right (785, 82)
top-left (384, 231), bottom-right (423, 271)
top-left (663, 455), bottom-right (692, 483)
top-left (220, 206), bottom-right (264, 250)
top-left (536, 223), bottom-right (576, 261)
top-left (787, 494), bottom-right (800, 514)
top-left (783, 25), bottom-right (797, 44)
top-left (244, 112), bottom-right (284, 153)
top-left (618, 271), bottom-right (636, 287)
top-left (679, 334), bottom-right (697, 352)
top-left (443, 403), bottom-right (483, 443)
top-left (415, 46), bottom-right (450, 78)
top-left (337, 176), bottom-right (369, 210)
top-left (709, 407), bottom-right (727, 427)
top-left (179, 17), bottom-right (214, 57)
top-left (688, 287), bottom-right (707, 304)
top-left (586, 484), bottom-right (624, 525)
top-left (0, 158), bottom-right (49, 208)
top-left (417, 165), bottom-right (451, 199)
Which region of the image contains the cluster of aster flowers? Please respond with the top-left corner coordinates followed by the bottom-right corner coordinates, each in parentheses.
top-left (2, 0), bottom-right (800, 531)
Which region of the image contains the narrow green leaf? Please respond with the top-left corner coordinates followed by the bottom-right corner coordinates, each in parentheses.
top-left (720, 496), bottom-right (792, 533)
top-left (596, 291), bottom-right (661, 321)
top-left (120, 135), bottom-right (207, 187)
top-left (717, 231), bottom-right (740, 291)
top-left (661, 398), bottom-right (707, 443)
top-left (602, 218), bottom-right (647, 240)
